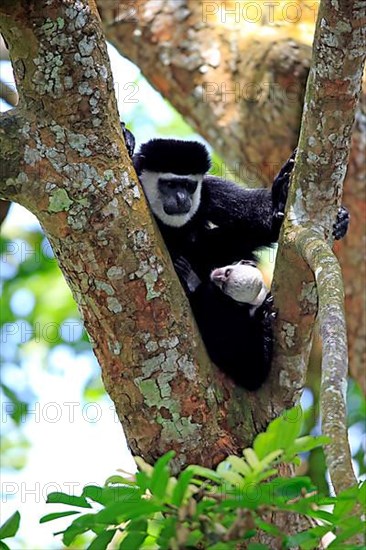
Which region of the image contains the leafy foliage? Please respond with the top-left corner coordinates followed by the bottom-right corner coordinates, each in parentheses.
top-left (0, 511), bottom-right (20, 550)
top-left (39, 407), bottom-right (365, 549)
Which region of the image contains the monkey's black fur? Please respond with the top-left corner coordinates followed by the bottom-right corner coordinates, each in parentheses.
top-left (135, 139), bottom-right (211, 175)
top-left (130, 134), bottom-right (293, 389)
top-left (174, 256), bottom-right (274, 390)
top-left (191, 284), bottom-right (274, 391)
top-left (121, 125), bottom-right (349, 390)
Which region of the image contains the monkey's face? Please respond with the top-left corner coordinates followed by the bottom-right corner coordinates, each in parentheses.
top-left (139, 171), bottom-right (203, 227)
top-left (158, 176), bottom-right (198, 215)
top-left (211, 260), bottom-right (268, 305)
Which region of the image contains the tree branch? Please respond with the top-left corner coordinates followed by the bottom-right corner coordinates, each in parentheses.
top-left (0, 79), bottom-right (18, 107)
top-left (98, 0), bottom-right (366, 392)
top-left (98, 0), bottom-right (310, 183)
top-left (296, 230), bottom-right (357, 493)
top-left (272, 0), bottom-right (365, 493)
top-left (336, 107), bottom-right (366, 392)
top-left (0, 0), bottom-right (260, 471)
top-left (0, 108), bottom-right (27, 202)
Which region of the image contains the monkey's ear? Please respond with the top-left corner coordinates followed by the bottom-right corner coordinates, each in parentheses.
top-left (238, 259), bottom-right (257, 267)
top-left (132, 153), bottom-right (146, 176)
top-left (120, 122), bottom-right (136, 158)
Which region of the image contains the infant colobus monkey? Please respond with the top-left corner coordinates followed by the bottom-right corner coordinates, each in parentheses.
top-left (175, 256), bottom-right (274, 390)
top-left (211, 259), bottom-right (268, 310)
top-left (122, 125), bottom-right (350, 389)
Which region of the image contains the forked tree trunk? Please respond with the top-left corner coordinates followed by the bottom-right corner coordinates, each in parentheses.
top-left (0, 0), bottom-right (364, 546)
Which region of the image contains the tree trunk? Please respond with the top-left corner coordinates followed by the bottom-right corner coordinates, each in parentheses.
top-left (272, 0), bottom-right (364, 497)
top-left (98, 0), bottom-right (366, 389)
top-left (0, 0), bottom-right (291, 473)
top-left (1, 0), bottom-right (363, 545)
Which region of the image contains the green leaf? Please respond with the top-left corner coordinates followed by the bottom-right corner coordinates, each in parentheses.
top-left (119, 531), bottom-right (147, 550)
top-left (275, 406), bottom-right (303, 449)
top-left (127, 519), bottom-right (148, 532)
top-left (258, 450), bottom-right (283, 469)
top-left (0, 511), bottom-right (20, 539)
top-left (285, 526), bottom-right (330, 549)
top-left (243, 449), bottom-right (260, 470)
top-left (95, 500), bottom-right (164, 524)
top-left (331, 516), bottom-right (365, 544)
top-left (40, 511), bottom-right (80, 524)
top-left (226, 456), bottom-right (252, 477)
top-left (0, 541), bottom-right (10, 550)
top-left (187, 465), bottom-right (221, 483)
top-left (255, 469), bottom-right (279, 483)
top-left (135, 471), bottom-right (150, 493)
top-left (271, 476), bottom-right (315, 501)
top-left (253, 432), bottom-right (278, 460)
top-left (358, 481), bottom-right (366, 508)
top-left (284, 435), bottom-right (330, 458)
top-left (254, 406), bottom-right (303, 459)
top-left (82, 485), bottom-right (140, 506)
top-left (156, 516), bottom-right (177, 547)
top-left (150, 451), bottom-right (175, 500)
top-left (172, 469), bottom-right (195, 506)
top-left (121, 519), bottom-right (149, 549)
top-left (255, 517), bottom-right (280, 536)
top-left (46, 492), bottom-right (91, 508)
top-left (217, 470), bottom-right (244, 486)
top-left (186, 529), bottom-right (204, 547)
top-left (332, 496), bottom-right (356, 519)
top-left (62, 514), bottom-right (96, 546)
top-left (87, 528), bottom-right (116, 550)
top-left (105, 475), bottom-right (136, 486)
top-left (0, 384), bottom-right (28, 425)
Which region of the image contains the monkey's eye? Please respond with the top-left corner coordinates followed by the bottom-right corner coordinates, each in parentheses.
top-left (166, 181), bottom-right (176, 189)
top-left (225, 268), bottom-right (232, 278)
top-left (186, 180), bottom-right (198, 193)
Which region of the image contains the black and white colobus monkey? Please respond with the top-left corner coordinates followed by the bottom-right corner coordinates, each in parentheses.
top-left (176, 256), bottom-right (275, 390)
top-left (122, 126), bottom-right (350, 389)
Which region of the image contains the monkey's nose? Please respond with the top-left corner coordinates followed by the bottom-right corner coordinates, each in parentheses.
top-left (210, 268), bottom-right (226, 283)
top-left (176, 192), bottom-right (186, 206)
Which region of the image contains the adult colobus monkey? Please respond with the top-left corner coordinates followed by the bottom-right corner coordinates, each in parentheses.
top-left (122, 126), bottom-right (349, 389)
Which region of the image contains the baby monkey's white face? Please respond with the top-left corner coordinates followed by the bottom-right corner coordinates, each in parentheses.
top-left (210, 260), bottom-right (268, 306)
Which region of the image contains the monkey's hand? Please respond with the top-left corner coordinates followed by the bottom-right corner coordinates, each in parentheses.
top-left (272, 149), bottom-right (297, 224)
top-left (120, 122), bottom-right (136, 158)
top-left (253, 292), bottom-right (277, 320)
top-left (174, 257), bottom-right (202, 294)
top-left (333, 206), bottom-right (350, 240)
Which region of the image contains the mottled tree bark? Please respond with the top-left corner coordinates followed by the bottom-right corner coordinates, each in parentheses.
top-left (336, 107), bottom-right (366, 393)
top-left (1, 1), bottom-right (362, 544)
top-left (99, 0), bottom-right (310, 184)
top-left (272, 0), bottom-right (364, 498)
top-left (0, 0), bottom-right (258, 473)
top-left (0, 36), bottom-right (16, 226)
top-left (98, 0), bottom-right (365, 389)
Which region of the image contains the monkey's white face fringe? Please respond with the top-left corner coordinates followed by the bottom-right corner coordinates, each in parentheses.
top-left (211, 264), bottom-right (268, 306)
top-left (139, 170), bottom-right (203, 227)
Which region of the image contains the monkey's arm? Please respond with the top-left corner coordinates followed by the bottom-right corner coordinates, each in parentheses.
top-left (121, 122), bottom-right (136, 158)
top-left (203, 177), bottom-right (280, 248)
top-left (204, 153), bottom-right (295, 247)
top-left (204, 160), bottom-right (349, 245)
